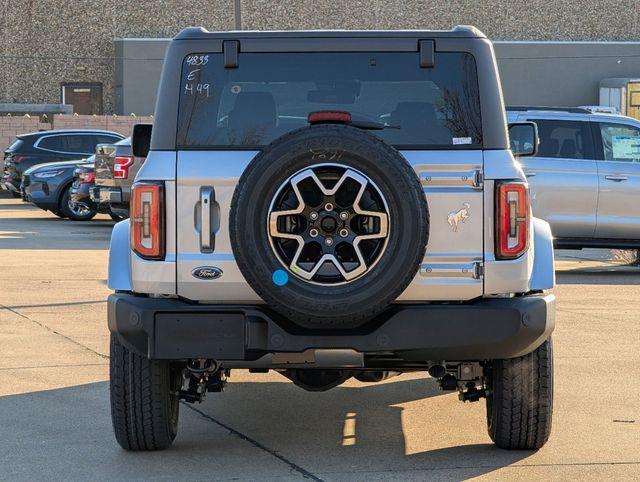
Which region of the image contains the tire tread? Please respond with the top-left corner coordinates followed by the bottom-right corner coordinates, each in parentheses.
top-left (487, 338), bottom-right (553, 450)
top-left (110, 334), bottom-right (177, 451)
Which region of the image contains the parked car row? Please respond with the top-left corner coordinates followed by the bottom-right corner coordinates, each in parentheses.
top-left (3, 107), bottom-right (639, 244)
top-left (1, 128), bottom-right (140, 221)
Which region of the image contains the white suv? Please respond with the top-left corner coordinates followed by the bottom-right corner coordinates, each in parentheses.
top-left (508, 106), bottom-right (640, 249)
top-left (107, 27), bottom-right (556, 452)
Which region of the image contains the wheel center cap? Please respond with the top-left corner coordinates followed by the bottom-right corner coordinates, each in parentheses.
top-left (320, 215), bottom-right (337, 233)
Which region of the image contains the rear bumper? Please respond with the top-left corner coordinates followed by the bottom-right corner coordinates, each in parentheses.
top-left (108, 293), bottom-right (555, 365)
top-left (90, 186), bottom-right (122, 213)
top-left (91, 186), bottom-right (123, 204)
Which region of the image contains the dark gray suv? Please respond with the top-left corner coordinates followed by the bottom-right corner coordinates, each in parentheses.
top-left (2, 129), bottom-right (124, 196)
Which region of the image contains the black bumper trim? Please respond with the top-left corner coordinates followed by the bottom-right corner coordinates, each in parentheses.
top-left (108, 293), bottom-right (555, 363)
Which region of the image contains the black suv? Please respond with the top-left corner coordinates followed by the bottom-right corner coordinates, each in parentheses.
top-left (2, 129), bottom-right (124, 196)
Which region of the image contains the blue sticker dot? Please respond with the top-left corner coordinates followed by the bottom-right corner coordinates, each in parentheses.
top-left (272, 269), bottom-right (289, 286)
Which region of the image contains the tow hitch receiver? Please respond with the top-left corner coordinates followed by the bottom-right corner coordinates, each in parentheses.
top-left (435, 362), bottom-right (488, 402)
top-left (179, 359), bottom-right (226, 403)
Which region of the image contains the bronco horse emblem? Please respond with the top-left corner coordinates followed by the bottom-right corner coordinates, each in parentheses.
top-left (447, 203), bottom-right (471, 232)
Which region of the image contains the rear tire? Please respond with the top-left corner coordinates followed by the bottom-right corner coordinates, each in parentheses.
top-left (110, 334), bottom-right (180, 451)
top-left (52, 210), bottom-right (67, 218)
top-left (59, 186), bottom-right (96, 221)
top-left (486, 338), bottom-right (553, 450)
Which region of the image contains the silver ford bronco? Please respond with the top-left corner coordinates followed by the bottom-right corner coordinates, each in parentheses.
top-left (107, 26), bottom-right (556, 451)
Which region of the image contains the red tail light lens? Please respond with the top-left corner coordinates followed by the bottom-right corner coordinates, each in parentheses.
top-left (114, 156), bottom-right (134, 179)
top-left (13, 155), bottom-right (25, 163)
top-left (131, 182), bottom-right (164, 260)
top-left (496, 182), bottom-right (529, 259)
top-left (79, 171), bottom-right (95, 184)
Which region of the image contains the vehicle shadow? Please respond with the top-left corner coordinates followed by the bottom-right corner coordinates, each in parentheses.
top-left (0, 216), bottom-right (113, 250)
top-left (556, 265), bottom-right (640, 285)
top-left (0, 202), bottom-right (36, 210)
top-left (195, 376), bottom-right (534, 478)
top-left (0, 377), bottom-right (533, 480)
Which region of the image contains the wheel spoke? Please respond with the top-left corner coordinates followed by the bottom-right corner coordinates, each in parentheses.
top-left (268, 164), bottom-right (390, 284)
top-left (268, 171), bottom-right (307, 238)
top-left (352, 181), bottom-right (389, 239)
top-left (291, 253), bottom-right (356, 281)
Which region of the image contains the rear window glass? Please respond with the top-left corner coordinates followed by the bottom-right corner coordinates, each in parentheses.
top-left (96, 135), bottom-right (125, 145)
top-left (177, 52), bottom-right (482, 149)
top-left (7, 139), bottom-right (24, 152)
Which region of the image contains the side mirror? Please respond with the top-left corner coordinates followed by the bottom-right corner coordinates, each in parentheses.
top-left (132, 124), bottom-right (152, 158)
top-left (508, 122), bottom-right (539, 157)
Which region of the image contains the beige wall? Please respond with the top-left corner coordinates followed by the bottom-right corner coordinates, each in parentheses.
top-left (0, 114), bottom-right (153, 156)
top-left (2, 0), bottom-right (639, 114)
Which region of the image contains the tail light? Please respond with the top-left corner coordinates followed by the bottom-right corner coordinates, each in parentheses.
top-left (79, 171), bottom-right (95, 184)
top-left (131, 182), bottom-right (164, 260)
top-left (496, 182), bottom-right (529, 259)
top-left (12, 155), bottom-right (25, 163)
top-left (114, 156), bottom-right (134, 179)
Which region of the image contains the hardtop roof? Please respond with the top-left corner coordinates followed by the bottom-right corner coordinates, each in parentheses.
top-left (173, 25), bottom-right (486, 41)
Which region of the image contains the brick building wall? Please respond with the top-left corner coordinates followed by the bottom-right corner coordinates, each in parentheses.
top-left (2, 1), bottom-right (640, 115)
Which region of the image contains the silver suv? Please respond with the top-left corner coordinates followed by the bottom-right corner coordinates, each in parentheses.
top-left (508, 107), bottom-right (640, 249)
top-left (107, 26), bottom-right (556, 452)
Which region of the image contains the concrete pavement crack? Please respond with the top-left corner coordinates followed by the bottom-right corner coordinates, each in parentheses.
top-left (183, 403), bottom-right (323, 481)
top-left (0, 303), bottom-right (109, 360)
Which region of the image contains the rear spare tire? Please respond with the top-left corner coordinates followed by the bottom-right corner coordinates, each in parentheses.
top-left (230, 124), bottom-right (429, 329)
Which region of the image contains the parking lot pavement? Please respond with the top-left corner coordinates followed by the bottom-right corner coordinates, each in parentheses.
top-left (0, 193), bottom-right (638, 480)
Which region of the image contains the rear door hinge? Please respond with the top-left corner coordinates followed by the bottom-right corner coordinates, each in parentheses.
top-left (223, 40), bottom-right (240, 69)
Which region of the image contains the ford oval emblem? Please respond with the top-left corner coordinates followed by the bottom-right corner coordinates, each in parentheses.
top-left (192, 266), bottom-right (223, 280)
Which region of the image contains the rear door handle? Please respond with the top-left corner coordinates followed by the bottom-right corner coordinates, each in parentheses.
top-left (605, 175), bottom-right (628, 182)
top-left (200, 186), bottom-right (214, 252)
top-left (524, 171), bottom-right (536, 177)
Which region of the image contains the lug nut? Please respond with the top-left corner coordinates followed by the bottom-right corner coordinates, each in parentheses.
top-left (324, 237), bottom-right (333, 246)
top-left (309, 228), bottom-right (319, 237)
top-left (310, 211), bottom-right (318, 220)
top-left (339, 228), bottom-right (349, 238)
top-left (324, 202), bottom-right (334, 212)
top-left (339, 211), bottom-right (349, 220)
